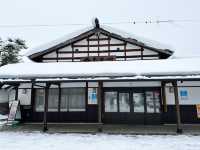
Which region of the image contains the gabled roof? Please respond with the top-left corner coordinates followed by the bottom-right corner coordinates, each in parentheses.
top-left (25, 19), bottom-right (174, 59)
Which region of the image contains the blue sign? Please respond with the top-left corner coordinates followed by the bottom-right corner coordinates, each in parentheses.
top-left (180, 90), bottom-right (188, 100)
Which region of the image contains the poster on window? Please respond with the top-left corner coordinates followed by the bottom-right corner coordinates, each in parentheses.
top-left (196, 104), bottom-right (200, 118)
top-left (8, 101), bottom-right (19, 121)
top-left (180, 90), bottom-right (188, 100)
top-left (88, 88), bottom-right (98, 104)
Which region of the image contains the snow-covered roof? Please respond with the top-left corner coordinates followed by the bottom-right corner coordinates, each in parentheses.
top-left (25, 24), bottom-right (173, 57)
top-left (0, 58), bottom-right (199, 80)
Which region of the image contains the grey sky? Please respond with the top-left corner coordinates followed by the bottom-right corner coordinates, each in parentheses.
top-left (0, 0), bottom-right (200, 57)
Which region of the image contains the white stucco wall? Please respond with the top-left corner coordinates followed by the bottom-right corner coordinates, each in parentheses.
top-left (165, 81), bottom-right (200, 105)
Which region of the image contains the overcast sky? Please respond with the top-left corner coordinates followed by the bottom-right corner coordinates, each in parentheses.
top-left (0, 0), bottom-right (200, 57)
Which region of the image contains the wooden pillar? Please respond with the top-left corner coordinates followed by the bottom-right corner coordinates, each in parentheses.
top-left (30, 82), bottom-right (35, 113)
top-left (98, 81), bottom-right (103, 123)
top-left (43, 83), bottom-right (50, 132)
top-left (58, 83), bottom-right (61, 112)
top-left (15, 85), bottom-right (19, 101)
top-left (98, 81), bottom-right (103, 132)
top-left (172, 81), bottom-right (183, 134)
top-left (161, 82), bottom-right (167, 112)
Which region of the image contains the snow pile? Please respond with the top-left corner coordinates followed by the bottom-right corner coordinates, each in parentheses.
top-left (0, 114), bottom-right (7, 120)
top-left (0, 133), bottom-right (199, 150)
top-left (0, 58), bottom-right (199, 79)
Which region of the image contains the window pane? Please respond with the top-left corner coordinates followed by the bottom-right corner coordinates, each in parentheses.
top-left (154, 91), bottom-right (160, 113)
top-left (68, 88), bottom-right (85, 111)
top-left (119, 93), bottom-right (130, 112)
top-left (60, 89), bottom-right (68, 112)
top-left (35, 89), bottom-right (44, 112)
top-left (105, 92), bottom-right (118, 112)
top-left (48, 88), bottom-right (59, 112)
top-left (88, 88), bottom-right (98, 104)
top-left (133, 93), bottom-right (144, 112)
top-left (146, 91), bottom-right (160, 113)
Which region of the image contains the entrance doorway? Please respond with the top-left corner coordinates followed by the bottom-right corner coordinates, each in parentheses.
top-left (103, 87), bottom-right (162, 124)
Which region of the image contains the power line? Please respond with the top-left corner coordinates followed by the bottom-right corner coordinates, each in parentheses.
top-left (0, 19), bottom-right (200, 28)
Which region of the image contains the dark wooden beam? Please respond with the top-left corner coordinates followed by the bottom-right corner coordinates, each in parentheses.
top-left (161, 81), bottom-right (167, 112)
top-left (58, 49), bottom-right (142, 54)
top-left (58, 83), bottom-right (61, 112)
top-left (98, 81), bottom-right (103, 132)
top-left (43, 83), bottom-right (50, 132)
top-left (141, 47), bottom-right (144, 60)
top-left (97, 34), bottom-right (100, 57)
top-left (108, 36), bottom-right (110, 56)
top-left (87, 38), bottom-right (110, 41)
top-left (30, 82), bottom-right (35, 113)
top-left (172, 81), bottom-right (183, 134)
top-left (71, 44), bottom-right (74, 62)
top-left (14, 86), bottom-right (19, 101)
top-left (124, 42), bottom-right (127, 60)
top-left (73, 43), bottom-right (125, 47)
top-left (42, 54), bottom-right (160, 61)
top-left (87, 37), bottom-right (89, 57)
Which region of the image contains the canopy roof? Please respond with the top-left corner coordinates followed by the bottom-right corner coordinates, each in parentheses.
top-left (0, 58), bottom-right (199, 82)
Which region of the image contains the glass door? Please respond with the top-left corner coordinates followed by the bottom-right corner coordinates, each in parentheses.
top-left (132, 92), bottom-right (145, 113)
top-left (119, 92), bottom-right (130, 112)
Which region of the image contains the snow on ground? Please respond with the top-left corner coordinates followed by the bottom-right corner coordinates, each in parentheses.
top-left (0, 114), bottom-right (7, 120)
top-left (0, 132), bottom-right (200, 150)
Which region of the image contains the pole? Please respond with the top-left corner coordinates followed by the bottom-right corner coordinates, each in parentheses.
top-left (98, 81), bottom-right (103, 132)
top-left (172, 81), bottom-right (183, 134)
top-left (43, 83), bottom-right (50, 132)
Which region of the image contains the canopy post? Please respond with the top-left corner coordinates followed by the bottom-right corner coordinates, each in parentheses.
top-left (97, 81), bottom-right (103, 132)
top-left (43, 83), bottom-right (50, 132)
top-left (14, 84), bottom-right (20, 101)
top-left (161, 81), bottom-right (167, 112)
top-left (172, 81), bottom-right (183, 134)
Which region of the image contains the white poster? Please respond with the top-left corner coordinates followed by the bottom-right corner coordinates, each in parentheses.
top-left (88, 88), bottom-right (98, 104)
top-left (8, 101), bottom-right (19, 121)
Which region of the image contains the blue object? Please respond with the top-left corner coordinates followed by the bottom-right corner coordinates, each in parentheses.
top-left (180, 90), bottom-right (188, 97)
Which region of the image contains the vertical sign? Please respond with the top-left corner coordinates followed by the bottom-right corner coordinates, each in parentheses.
top-left (196, 104), bottom-right (200, 118)
top-left (8, 101), bottom-right (19, 121)
top-left (88, 88), bottom-right (98, 104)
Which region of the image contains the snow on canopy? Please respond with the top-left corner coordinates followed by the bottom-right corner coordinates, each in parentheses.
top-left (0, 58), bottom-right (199, 79)
top-left (25, 25), bottom-right (173, 57)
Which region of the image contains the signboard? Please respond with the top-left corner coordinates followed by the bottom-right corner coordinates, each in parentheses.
top-left (8, 101), bottom-right (19, 121)
top-left (196, 104), bottom-right (200, 118)
top-left (88, 88), bottom-right (98, 104)
top-left (180, 90), bottom-right (188, 100)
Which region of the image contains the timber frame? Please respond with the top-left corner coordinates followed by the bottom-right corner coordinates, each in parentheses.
top-left (28, 19), bottom-right (173, 62)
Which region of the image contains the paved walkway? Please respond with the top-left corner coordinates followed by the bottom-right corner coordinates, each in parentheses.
top-left (1, 123), bottom-right (200, 135)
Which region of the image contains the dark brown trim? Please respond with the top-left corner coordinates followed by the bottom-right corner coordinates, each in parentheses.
top-left (124, 42), bottom-right (127, 61)
top-left (87, 38), bottom-right (110, 41)
top-left (42, 54), bottom-right (159, 61)
top-left (71, 44), bottom-right (74, 62)
top-left (161, 82), bottom-right (167, 112)
top-left (87, 37), bottom-right (89, 57)
top-left (43, 83), bottom-right (50, 132)
top-left (108, 36), bottom-right (110, 56)
top-left (15, 86), bottom-right (19, 101)
top-left (97, 34), bottom-right (100, 57)
top-left (58, 49), bottom-right (142, 54)
top-left (141, 47), bottom-right (144, 60)
top-left (58, 83), bottom-right (61, 112)
top-left (172, 81), bottom-right (182, 133)
top-left (73, 43), bottom-right (125, 47)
